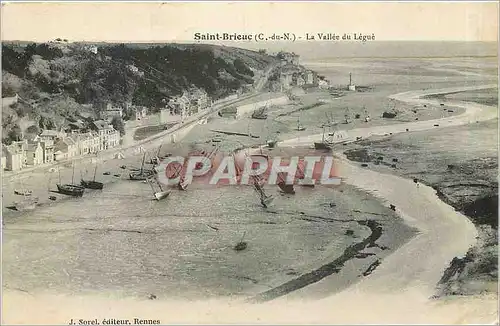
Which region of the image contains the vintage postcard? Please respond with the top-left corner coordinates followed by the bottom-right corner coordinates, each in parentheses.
top-left (1, 1), bottom-right (498, 324)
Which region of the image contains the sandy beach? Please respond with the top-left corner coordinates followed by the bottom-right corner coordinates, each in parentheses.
top-left (2, 57), bottom-right (498, 324)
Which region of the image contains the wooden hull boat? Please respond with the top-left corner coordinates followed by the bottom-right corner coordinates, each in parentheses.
top-left (277, 182), bottom-right (295, 194)
top-left (147, 175), bottom-right (170, 201)
top-left (129, 170), bottom-right (154, 180)
top-left (276, 172), bottom-right (295, 194)
top-left (57, 184), bottom-right (84, 197)
top-left (154, 190), bottom-right (171, 201)
top-left (178, 179), bottom-right (189, 190)
top-left (260, 194), bottom-right (274, 208)
top-left (252, 177), bottom-right (274, 208)
top-left (266, 140), bottom-right (277, 148)
top-left (314, 142), bottom-right (332, 150)
top-left (14, 189), bottom-right (32, 196)
top-left (252, 107), bottom-right (268, 120)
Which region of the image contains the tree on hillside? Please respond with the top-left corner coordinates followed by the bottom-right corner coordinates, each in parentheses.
top-left (38, 116), bottom-right (56, 130)
top-left (233, 58), bottom-right (254, 77)
top-left (26, 125), bottom-right (40, 134)
top-left (110, 116), bottom-right (125, 136)
top-left (7, 125), bottom-right (22, 143)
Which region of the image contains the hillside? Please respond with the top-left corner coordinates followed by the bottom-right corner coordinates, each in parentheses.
top-left (1, 42), bottom-right (278, 144)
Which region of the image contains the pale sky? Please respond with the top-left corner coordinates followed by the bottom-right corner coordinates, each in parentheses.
top-left (1, 2), bottom-right (498, 42)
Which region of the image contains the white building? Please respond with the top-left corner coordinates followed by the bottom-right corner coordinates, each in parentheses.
top-left (25, 142), bottom-right (44, 166)
top-left (91, 120), bottom-right (121, 150)
top-left (318, 79), bottom-right (330, 89)
top-left (54, 137), bottom-right (78, 160)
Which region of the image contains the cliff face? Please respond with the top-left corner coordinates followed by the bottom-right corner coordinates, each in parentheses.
top-left (1, 42), bottom-right (278, 144)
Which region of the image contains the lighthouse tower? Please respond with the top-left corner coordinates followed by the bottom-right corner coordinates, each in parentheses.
top-left (348, 73), bottom-right (356, 91)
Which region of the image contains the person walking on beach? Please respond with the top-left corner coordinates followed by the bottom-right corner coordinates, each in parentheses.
top-left (413, 178), bottom-right (419, 187)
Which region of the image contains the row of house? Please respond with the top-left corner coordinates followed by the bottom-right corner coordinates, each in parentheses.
top-left (163, 87), bottom-right (212, 122)
top-left (1, 120), bottom-right (120, 171)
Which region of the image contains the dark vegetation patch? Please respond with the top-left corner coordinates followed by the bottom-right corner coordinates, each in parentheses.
top-left (2, 42), bottom-right (277, 144)
top-left (133, 123), bottom-right (178, 141)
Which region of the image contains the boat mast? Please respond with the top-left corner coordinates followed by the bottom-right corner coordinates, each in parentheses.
top-left (147, 177), bottom-right (157, 194)
top-left (140, 152), bottom-right (146, 174)
top-left (58, 167), bottom-right (61, 184)
top-left (157, 145), bottom-right (162, 157)
top-left (155, 174), bottom-right (163, 192)
top-left (322, 126), bottom-right (325, 142)
top-left (253, 175), bottom-right (266, 199)
top-left (266, 119), bottom-right (269, 141)
top-left (71, 162), bottom-right (75, 184)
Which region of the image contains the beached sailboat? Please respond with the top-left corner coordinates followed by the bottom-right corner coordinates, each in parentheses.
top-left (364, 108), bottom-right (371, 122)
top-left (251, 175), bottom-right (274, 208)
top-left (13, 176), bottom-right (38, 211)
top-left (276, 171), bottom-right (295, 194)
top-left (130, 152), bottom-right (154, 180)
top-left (251, 106), bottom-right (268, 120)
top-left (296, 115), bottom-right (306, 131)
top-left (265, 120), bottom-right (277, 149)
top-left (14, 189), bottom-right (32, 196)
top-left (14, 194), bottom-right (39, 212)
top-left (177, 177), bottom-right (189, 190)
top-left (149, 145), bottom-right (163, 165)
top-left (343, 107), bottom-right (351, 124)
top-left (177, 145), bottom-right (220, 190)
top-left (266, 140), bottom-right (277, 149)
top-left (162, 157), bottom-right (186, 190)
top-left (233, 151), bottom-right (273, 207)
top-left (234, 231), bottom-right (248, 251)
top-left (57, 164), bottom-right (85, 197)
top-left (14, 176), bottom-right (33, 196)
top-left (81, 154), bottom-right (104, 189)
top-left (146, 176), bottom-right (171, 201)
